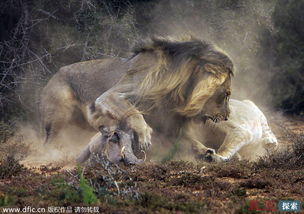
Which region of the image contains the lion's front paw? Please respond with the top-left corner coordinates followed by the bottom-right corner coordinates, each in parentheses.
top-left (137, 125), bottom-right (152, 151)
top-left (204, 148), bottom-right (229, 162)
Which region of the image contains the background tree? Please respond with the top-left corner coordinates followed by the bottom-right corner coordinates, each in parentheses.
top-left (270, 0), bottom-right (304, 114)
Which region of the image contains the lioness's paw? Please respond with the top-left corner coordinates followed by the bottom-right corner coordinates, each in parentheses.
top-left (204, 149), bottom-right (229, 162)
top-left (263, 136), bottom-right (278, 152)
top-left (137, 125), bottom-right (152, 151)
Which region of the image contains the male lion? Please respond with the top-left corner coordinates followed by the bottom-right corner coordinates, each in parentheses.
top-left (40, 37), bottom-right (233, 159)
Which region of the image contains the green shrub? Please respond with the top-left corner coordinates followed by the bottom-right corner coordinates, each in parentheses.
top-left (50, 177), bottom-right (81, 204)
top-left (79, 173), bottom-right (98, 205)
top-left (0, 194), bottom-right (16, 206)
top-left (77, 166), bottom-right (98, 205)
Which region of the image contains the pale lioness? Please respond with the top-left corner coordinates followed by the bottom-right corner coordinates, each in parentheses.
top-left (184, 99), bottom-right (278, 162)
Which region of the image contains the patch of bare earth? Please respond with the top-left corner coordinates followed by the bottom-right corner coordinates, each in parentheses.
top-left (0, 117), bottom-right (303, 213)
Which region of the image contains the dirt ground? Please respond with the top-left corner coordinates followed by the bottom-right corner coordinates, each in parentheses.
top-left (0, 115), bottom-right (303, 214)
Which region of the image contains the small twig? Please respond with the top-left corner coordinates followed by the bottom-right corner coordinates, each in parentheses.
top-left (28, 49), bottom-right (52, 74)
top-left (36, 9), bottom-right (58, 20)
top-left (113, 181), bottom-right (120, 195)
top-left (81, 33), bottom-right (90, 61)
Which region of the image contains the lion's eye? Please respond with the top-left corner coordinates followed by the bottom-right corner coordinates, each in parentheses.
top-left (225, 91), bottom-right (231, 100)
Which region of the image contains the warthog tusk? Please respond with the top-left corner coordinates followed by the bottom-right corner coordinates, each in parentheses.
top-left (141, 150), bottom-right (146, 162)
top-left (121, 146), bottom-right (125, 159)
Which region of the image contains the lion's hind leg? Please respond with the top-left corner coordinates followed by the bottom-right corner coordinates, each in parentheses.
top-left (210, 127), bottom-right (253, 162)
top-left (40, 84), bottom-right (84, 145)
top-left (43, 120), bottom-right (64, 145)
top-left (42, 107), bottom-right (76, 145)
top-left (260, 115), bottom-right (278, 152)
top-left (244, 99), bottom-right (278, 153)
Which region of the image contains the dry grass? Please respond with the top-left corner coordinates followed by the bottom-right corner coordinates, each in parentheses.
top-left (0, 118), bottom-right (303, 213)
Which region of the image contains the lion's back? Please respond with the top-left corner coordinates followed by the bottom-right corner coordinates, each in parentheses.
top-left (57, 58), bottom-right (126, 103)
top-left (39, 58), bottom-right (126, 123)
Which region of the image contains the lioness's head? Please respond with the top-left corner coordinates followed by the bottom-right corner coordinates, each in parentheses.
top-left (126, 36), bottom-right (233, 121)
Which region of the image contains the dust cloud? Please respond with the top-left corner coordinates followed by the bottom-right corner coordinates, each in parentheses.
top-left (13, 0), bottom-right (282, 166)
top-left (12, 123), bottom-right (95, 168)
top-left (137, 0), bottom-right (277, 108)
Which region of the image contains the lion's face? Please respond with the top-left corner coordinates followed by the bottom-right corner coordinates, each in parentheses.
top-left (176, 62), bottom-right (232, 120)
top-left (200, 77), bottom-right (231, 123)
